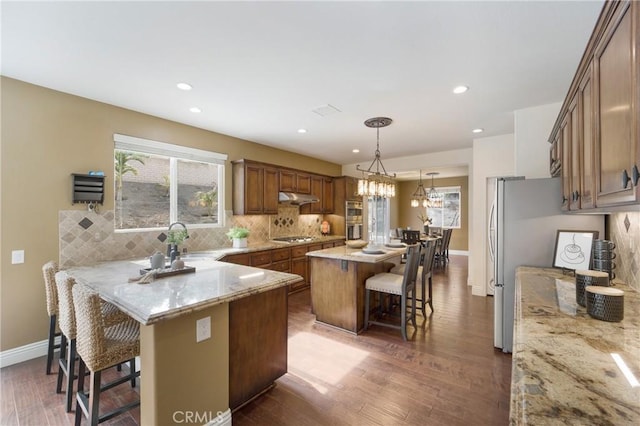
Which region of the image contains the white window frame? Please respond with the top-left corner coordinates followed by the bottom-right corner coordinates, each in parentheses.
top-left (114, 133), bottom-right (227, 232)
top-left (427, 185), bottom-right (462, 229)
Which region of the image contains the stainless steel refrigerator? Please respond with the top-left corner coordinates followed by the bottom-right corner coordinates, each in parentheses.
top-left (489, 177), bottom-right (604, 353)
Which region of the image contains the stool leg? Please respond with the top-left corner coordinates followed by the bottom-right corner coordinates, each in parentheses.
top-left (129, 358), bottom-right (136, 387)
top-left (75, 360), bottom-right (86, 426)
top-left (428, 276), bottom-right (434, 312)
top-left (420, 275), bottom-right (427, 317)
top-left (65, 339), bottom-right (77, 412)
top-left (411, 287), bottom-right (417, 328)
top-left (46, 315), bottom-right (56, 375)
top-left (400, 293), bottom-right (408, 341)
top-left (56, 337), bottom-right (67, 394)
top-left (364, 289), bottom-right (370, 331)
top-left (88, 370), bottom-right (102, 426)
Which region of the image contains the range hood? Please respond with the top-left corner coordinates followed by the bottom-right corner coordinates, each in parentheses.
top-left (278, 192), bottom-right (319, 206)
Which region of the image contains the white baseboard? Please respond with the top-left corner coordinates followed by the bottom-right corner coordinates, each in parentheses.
top-left (204, 408), bottom-right (231, 426)
top-left (449, 250), bottom-right (469, 256)
top-left (0, 336), bottom-right (61, 368)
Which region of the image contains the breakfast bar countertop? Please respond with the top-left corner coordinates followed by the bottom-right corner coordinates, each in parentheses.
top-left (511, 267), bottom-right (640, 425)
top-left (61, 258), bottom-right (302, 325)
top-left (305, 244), bottom-right (405, 264)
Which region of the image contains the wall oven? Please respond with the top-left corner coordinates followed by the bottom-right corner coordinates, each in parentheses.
top-left (346, 201), bottom-right (363, 240)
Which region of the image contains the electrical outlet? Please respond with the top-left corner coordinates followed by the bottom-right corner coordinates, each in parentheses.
top-left (196, 316), bottom-right (211, 342)
top-left (11, 250), bottom-right (24, 264)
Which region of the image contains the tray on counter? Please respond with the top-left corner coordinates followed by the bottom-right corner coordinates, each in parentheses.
top-left (139, 266), bottom-right (196, 278)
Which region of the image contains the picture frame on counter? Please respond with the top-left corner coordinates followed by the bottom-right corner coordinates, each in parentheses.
top-left (552, 229), bottom-right (599, 271)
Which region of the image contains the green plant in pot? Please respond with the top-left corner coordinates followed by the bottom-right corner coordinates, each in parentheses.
top-left (226, 226), bottom-right (250, 248)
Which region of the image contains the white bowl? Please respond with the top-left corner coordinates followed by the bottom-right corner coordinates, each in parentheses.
top-left (346, 240), bottom-right (368, 248)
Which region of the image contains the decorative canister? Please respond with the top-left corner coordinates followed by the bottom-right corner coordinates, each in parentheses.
top-left (585, 286), bottom-right (624, 322)
top-left (575, 270), bottom-right (609, 307)
top-left (150, 251), bottom-right (165, 270)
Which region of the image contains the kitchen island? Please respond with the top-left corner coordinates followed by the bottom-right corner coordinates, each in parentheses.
top-left (306, 245), bottom-right (404, 333)
top-left (62, 258), bottom-right (303, 426)
top-left (511, 267), bottom-right (640, 425)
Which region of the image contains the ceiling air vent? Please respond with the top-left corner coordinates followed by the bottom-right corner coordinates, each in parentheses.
top-left (312, 104), bottom-right (341, 117)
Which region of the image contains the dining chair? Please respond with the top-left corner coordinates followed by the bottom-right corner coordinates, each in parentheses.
top-left (401, 230), bottom-right (421, 245)
top-left (42, 261), bottom-right (66, 375)
top-left (364, 244), bottom-right (421, 341)
top-left (390, 239), bottom-right (437, 316)
top-left (72, 283), bottom-right (140, 426)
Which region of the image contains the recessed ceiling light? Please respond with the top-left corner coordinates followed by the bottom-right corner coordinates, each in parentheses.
top-left (177, 82), bottom-right (192, 91)
top-left (453, 85), bottom-right (469, 94)
top-left (189, 107), bottom-right (201, 113)
top-left (297, 128), bottom-right (307, 134)
top-left (472, 128), bottom-right (484, 133)
top-left (352, 149), bottom-right (360, 153)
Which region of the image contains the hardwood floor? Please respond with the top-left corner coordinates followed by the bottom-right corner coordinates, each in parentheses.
top-left (1, 255), bottom-right (511, 425)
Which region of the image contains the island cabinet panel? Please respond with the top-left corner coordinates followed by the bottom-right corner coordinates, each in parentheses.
top-left (594, 1), bottom-right (639, 206)
top-left (229, 286), bottom-right (288, 411)
top-left (309, 257), bottom-right (389, 333)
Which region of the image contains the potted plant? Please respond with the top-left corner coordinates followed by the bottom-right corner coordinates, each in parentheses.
top-left (226, 226), bottom-right (250, 248)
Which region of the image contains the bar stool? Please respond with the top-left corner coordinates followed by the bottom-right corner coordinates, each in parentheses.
top-left (364, 244), bottom-right (421, 341)
top-left (390, 239), bottom-right (437, 316)
top-left (42, 261), bottom-right (66, 375)
top-left (54, 271), bottom-right (132, 412)
top-left (72, 283), bottom-right (140, 426)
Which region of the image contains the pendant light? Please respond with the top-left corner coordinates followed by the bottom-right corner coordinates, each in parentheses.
top-left (426, 172), bottom-right (442, 207)
top-left (410, 170), bottom-right (428, 208)
top-left (356, 117), bottom-right (396, 198)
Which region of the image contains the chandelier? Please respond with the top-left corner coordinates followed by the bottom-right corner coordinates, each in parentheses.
top-left (356, 117), bottom-right (396, 198)
top-left (426, 172), bottom-right (443, 207)
top-left (410, 170), bottom-right (428, 208)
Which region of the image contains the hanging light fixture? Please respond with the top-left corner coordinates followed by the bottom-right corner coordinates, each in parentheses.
top-left (410, 170), bottom-right (428, 208)
top-left (356, 117), bottom-right (396, 198)
top-left (426, 172), bottom-right (443, 207)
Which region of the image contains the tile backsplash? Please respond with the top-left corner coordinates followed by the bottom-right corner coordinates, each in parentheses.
top-left (59, 207), bottom-right (325, 268)
top-left (608, 211), bottom-right (640, 291)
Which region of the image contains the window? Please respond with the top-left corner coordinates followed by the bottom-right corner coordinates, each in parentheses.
top-left (367, 196), bottom-right (390, 245)
top-left (114, 134), bottom-right (227, 231)
top-left (427, 186), bottom-right (461, 228)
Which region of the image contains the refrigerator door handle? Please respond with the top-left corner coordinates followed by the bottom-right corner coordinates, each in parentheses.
top-left (494, 283), bottom-right (504, 349)
top-left (488, 202), bottom-right (496, 262)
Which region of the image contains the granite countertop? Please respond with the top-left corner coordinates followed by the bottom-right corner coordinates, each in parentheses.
top-left (305, 245), bottom-right (405, 264)
top-left (62, 258), bottom-right (302, 325)
top-left (511, 266), bottom-right (640, 425)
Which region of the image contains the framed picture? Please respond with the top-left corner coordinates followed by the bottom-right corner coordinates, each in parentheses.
top-left (553, 230), bottom-right (599, 270)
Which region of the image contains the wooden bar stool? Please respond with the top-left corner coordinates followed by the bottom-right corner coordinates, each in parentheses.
top-left (364, 244), bottom-right (421, 340)
top-left (42, 261), bottom-right (66, 375)
top-left (390, 239), bottom-right (437, 316)
top-left (72, 283), bottom-right (140, 426)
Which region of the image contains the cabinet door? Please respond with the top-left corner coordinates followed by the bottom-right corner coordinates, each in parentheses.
top-left (222, 253), bottom-right (250, 265)
top-left (560, 114), bottom-right (571, 211)
top-left (263, 166), bottom-right (279, 214)
top-left (296, 173), bottom-right (312, 194)
top-left (569, 97), bottom-right (581, 210)
top-left (594, 2), bottom-right (638, 206)
top-left (290, 257), bottom-right (308, 292)
top-left (279, 170), bottom-right (296, 192)
top-left (579, 64), bottom-right (596, 209)
top-left (323, 177), bottom-right (334, 213)
top-left (244, 164), bottom-right (264, 214)
top-left (309, 176), bottom-right (324, 214)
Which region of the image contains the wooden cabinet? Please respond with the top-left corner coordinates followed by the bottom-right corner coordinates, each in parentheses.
top-left (279, 169), bottom-right (311, 194)
top-left (300, 175), bottom-right (334, 214)
top-left (550, 0), bottom-right (640, 210)
top-left (232, 160), bottom-right (279, 215)
top-left (594, 1), bottom-right (639, 207)
top-left (290, 245), bottom-right (309, 293)
top-left (221, 253), bottom-right (250, 265)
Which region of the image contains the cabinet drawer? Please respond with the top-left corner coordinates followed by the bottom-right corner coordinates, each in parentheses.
top-left (271, 248), bottom-right (291, 262)
top-left (222, 253), bottom-right (250, 265)
top-left (333, 239), bottom-right (345, 247)
top-left (291, 245), bottom-right (308, 258)
top-left (307, 244), bottom-right (323, 253)
top-left (250, 252), bottom-right (272, 267)
top-left (322, 242), bottom-right (335, 249)
top-left (270, 260), bottom-right (290, 272)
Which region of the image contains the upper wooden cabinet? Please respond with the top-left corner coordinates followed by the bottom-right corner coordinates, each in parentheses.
top-left (232, 160), bottom-right (279, 215)
top-left (300, 176), bottom-right (334, 214)
top-left (279, 170), bottom-right (311, 194)
top-left (549, 0), bottom-right (639, 210)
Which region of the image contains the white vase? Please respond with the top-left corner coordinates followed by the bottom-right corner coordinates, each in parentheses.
top-left (233, 238), bottom-right (247, 248)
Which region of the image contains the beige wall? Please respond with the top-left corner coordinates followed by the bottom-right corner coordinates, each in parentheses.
top-left (0, 77), bottom-right (341, 351)
top-left (395, 176), bottom-right (469, 251)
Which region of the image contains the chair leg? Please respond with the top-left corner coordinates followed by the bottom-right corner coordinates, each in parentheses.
top-left (400, 293), bottom-right (407, 341)
top-left (420, 276), bottom-right (427, 317)
top-left (75, 360), bottom-right (86, 426)
top-left (428, 276), bottom-right (434, 312)
top-left (364, 289), bottom-right (370, 331)
top-left (88, 370), bottom-right (102, 426)
top-left (129, 358), bottom-right (136, 387)
top-left (65, 339), bottom-right (77, 412)
top-left (411, 288), bottom-right (417, 328)
top-left (46, 315), bottom-right (56, 375)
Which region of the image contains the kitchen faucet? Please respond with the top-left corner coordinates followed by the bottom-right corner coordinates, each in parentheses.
top-left (167, 222), bottom-right (189, 263)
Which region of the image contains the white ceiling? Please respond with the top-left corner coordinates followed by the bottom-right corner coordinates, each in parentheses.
top-left (1, 1), bottom-right (603, 179)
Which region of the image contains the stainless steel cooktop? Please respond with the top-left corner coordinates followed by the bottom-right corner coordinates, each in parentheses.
top-left (271, 236), bottom-right (316, 244)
